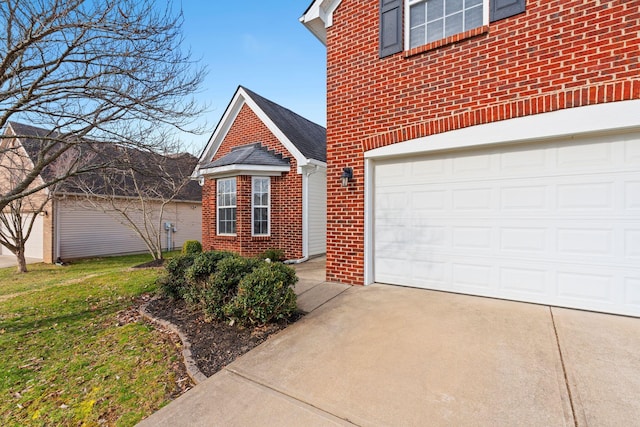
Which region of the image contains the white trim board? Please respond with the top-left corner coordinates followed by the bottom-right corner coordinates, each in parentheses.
top-left (365, 100), bottom-right (640, 159)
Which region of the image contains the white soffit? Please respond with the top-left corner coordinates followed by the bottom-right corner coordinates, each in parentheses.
top-left (300, 0), bottom-right (343, 45)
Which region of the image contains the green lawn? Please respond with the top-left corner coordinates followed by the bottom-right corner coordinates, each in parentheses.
top-left (0, 253), bottom-right (184, 426)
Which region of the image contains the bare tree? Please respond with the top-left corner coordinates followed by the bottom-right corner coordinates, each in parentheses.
top-left (0, 0), bottom-right (206, 211)
top-left (0, 194), bottom-right (50, 273)
top-left (67, 144), bottom-right (199, 261)
top-left (0, 129), bottom-right (52, 272)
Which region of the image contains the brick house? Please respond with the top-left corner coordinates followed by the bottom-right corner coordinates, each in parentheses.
top-left (193, 86), bottom-right (327, 260)
top-left (301, 0), bottom-right (640, 316)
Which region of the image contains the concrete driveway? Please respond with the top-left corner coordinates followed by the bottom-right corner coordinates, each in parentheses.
top-left (139, 283), bottom-right (640, 426)
top-left (0, 255), bottom-right (42, 269)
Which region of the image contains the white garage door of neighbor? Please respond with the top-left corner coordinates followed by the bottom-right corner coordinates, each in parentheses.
top-left (374, 132), bottom-right (640, 317)
top-left (24, 214), bottom-right (44, 259)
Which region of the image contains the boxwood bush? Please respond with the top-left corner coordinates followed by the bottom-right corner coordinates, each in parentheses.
top-left (199, 255), bottom-right (261, 321)
top-left (224, 262), bottom-right (298, 325)
top-left (157, 253), bottom-right (196, 299)
top-left (181, 240), bottom-right (203, 255)
top-left (158, 250), bottom-right (298, 325)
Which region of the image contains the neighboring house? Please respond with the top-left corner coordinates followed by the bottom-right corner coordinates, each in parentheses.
top-left (301, 1), bottom-right (640, 316)
top-left (0, 121), bottom-right (202, 263)
top-left (193, 86), bottom-right (327, 261)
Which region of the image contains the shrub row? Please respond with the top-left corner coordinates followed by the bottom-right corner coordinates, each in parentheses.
top-left (157, 250), bottom-right (297, 325)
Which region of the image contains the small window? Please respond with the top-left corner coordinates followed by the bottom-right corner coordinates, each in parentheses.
top-left (252, 177), bottom-right (270, 236)
top-left (217, 178), bottom-right (236, 235)
top-left (407, 0), bottom-right (486, 49)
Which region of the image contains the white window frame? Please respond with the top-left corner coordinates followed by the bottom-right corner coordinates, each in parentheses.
top-left (217, 177), bottom-right (237, 236)
top-left (251, 176), bottom-right (271, 237)
top-left (405, 0), bottom-right (489, 50)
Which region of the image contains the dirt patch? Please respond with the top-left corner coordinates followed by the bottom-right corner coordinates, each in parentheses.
top-left (144, 298), bottom-right (302, 377)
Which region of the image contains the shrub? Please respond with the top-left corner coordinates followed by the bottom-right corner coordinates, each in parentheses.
top-left (224, 262), bottom-right (298, 325)
top-left (200, 256), bottom-right (261, 320)
top-left (185, 250), bottom-right (235, 282)
top-left (182, 240), bottom-right (202, 255)
top-left (157, 253), bottom-right (196, 298)
top-left (257, 248), bottom-right (286, 262)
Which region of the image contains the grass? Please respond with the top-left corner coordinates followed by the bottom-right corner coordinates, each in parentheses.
top-left (0, 253), bottom-right (184, 426)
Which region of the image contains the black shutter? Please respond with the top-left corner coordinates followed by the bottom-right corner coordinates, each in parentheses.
top-left (490, 0), bottom-right (526, 22)
top-left (380, 0), bottom-right (403, 58)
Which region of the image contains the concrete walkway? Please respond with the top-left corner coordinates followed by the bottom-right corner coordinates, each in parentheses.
top-left (0, 255), bottom-right (42, 269)
top-left (138, 260), bottom-right (640, 426)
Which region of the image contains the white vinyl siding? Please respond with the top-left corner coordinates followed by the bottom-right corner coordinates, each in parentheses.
top-left (217, 178), bottom-right (237, 235)
top-left (57, 197), bottom-right (201, 259)
top-left (408, 0), bottom-right (486, 48)
top-left (308, 169), bottom-right (327, 256)
top-left (252, 177), bottom-right (270, 236)
top-left (373, 132), bottom-right (640, 317)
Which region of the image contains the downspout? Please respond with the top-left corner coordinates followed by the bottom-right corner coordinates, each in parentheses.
top-left (284, 165), bottom-right (318, 264)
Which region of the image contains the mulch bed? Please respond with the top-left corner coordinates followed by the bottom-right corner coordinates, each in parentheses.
top-left (143, 297), bottom-right (303, 377)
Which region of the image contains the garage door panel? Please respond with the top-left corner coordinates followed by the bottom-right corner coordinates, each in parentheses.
top-left (626, 181), bottom-right (640, 209)
top-left (499, 147), bottom-right (548, 172)
top-left (500, 185), bottom-right (549, 210)
top-left (500, 227), bottom-right (547, 253)
top-left (627, 231), bottom-right (640, 259)
top-left (626, 278), bottom-right (640, 305)
top-left (626, 140), bottom-right (640, 163)
top-left (499, 266), bottom-right (549, 295)
top-left (557, 140), bottom-right (613, 168)
top-left (374, 133), bottom-right (640, 317)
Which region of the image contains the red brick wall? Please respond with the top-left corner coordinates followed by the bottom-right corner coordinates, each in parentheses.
top-left (201, 104), bottom-right (303, 259)
top-left (325, 0), bottom-right (640, 285)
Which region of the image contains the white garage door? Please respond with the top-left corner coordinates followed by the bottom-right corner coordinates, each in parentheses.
top-left (0, 213), bottom-right (43, 259)
top-left (24, 214), bottom-right (44, 259)
top-left (374, 132), bottom-right (640, 317)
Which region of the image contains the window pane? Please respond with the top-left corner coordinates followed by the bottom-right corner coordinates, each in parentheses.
top-left (253, 207), bottom-right (268, 235)
top-left (445, 0), bottom-right (463, 15)
top-left (465, 5), bottom-right (483, 30)
top-left (410, 3), bottom-right (425, 27)
top-left (261, 193), bottom-right (268, 206)
top-left (426, 18), bottom-right (443, 43)
top-left (427, 0), bottom-right (444, 20)
top-left (445, 12), bottom-right (463, 37)
top-left (410, 26), bottom-right (425, 48)
top-left (466, 0), bottom-right (483, 7)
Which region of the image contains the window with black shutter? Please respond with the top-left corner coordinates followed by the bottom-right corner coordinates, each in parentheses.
top-left (380, 0), bottom-right (403, 58)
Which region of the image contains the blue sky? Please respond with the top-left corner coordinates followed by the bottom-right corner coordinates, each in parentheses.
top-left (179, 1), bottom-right (326, 154)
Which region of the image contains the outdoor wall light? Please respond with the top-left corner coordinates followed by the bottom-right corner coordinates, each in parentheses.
top-left (341, 167), bottom-right (353, 187)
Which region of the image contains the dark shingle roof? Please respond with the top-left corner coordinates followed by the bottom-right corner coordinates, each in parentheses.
top-left (202, 143), bottom-right (290, 169)
top-left (6, 121), bottom-right (201, 202)
top-left (241, 87), bottom-right (326, 163)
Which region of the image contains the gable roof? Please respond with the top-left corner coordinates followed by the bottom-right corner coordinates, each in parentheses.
top-left (4, 121), bottom-right (201, 202)
top-left (202, 143), bottom-right (290, 169)
top-left (242, 87), bottom-right (326, 163)
top-left (195, 86), bottom-right (326, 178)
top-left (300, 0), bottom-right (343, 44)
